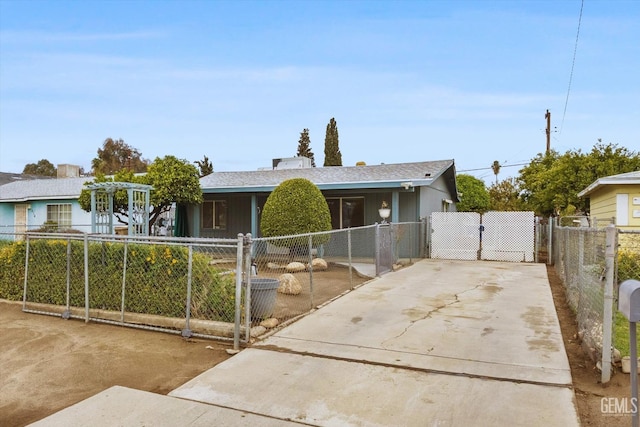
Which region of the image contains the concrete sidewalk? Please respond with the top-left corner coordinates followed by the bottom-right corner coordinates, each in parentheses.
top-left (32, 260), bottom-right (580, 426)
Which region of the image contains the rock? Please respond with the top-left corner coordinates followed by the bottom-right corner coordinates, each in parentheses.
top-left (278, 273), bottom-right (302, 295)
top-left (613, 348), bottom-right (622, 363)
top-left (286, 261), bottom-right (306, 272)
top-left (260, 318), bottom-right (279, 328)
top-left (309, 258), bottom-right (328, 271)
top-left (267, 262), bottom-right (284, 270)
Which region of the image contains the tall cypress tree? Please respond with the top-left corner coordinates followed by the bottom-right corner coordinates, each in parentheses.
top-left (296, 128), bottom-right (316, 167)
top-left (323, 117), bottom-right (342, 166)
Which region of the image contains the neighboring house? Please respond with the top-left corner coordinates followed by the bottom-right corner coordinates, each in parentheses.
top-left (0, 176), bottom-right (91, 237)
top-left (578, 171), bottom-right (640, 230)
top-left (0, 172), bottom-right (51, 186)
top-left (191, 159), bottom-right (459, 239)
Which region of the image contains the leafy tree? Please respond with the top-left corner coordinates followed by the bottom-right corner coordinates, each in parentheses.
top-left (518, 142), bottom-right (640, 216)
top-left (23, 159), bottom-right (56, 176)
top-left (194, 155), bottom-right (214, 177)
top-left (146, 156), bottom-right (204, 224)
top-left (489, 178), bottom-right (523, 211)
top-left (296, 128), bottom-right (316, 167)
top-left (517, 150), bottom-right (560, 216)
top-left (323, 118), bottom-right (342, 166)
top-left (260, 178), bottom-right (331, 256)
top-left (91, 138), bottom-right (149, 175)
top-left (456, 174), bottom-right (490, 213)
top-left (79, 155), bottom-right (203, 230)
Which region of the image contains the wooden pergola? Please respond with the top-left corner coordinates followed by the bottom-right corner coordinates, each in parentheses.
top-left (86, 182), bottom-right (153, 236)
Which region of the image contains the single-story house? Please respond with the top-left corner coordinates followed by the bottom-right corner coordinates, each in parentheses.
top-left (578, 171), bottom-right (640, 230)
top-left (188, 159), bottom-right (459, 239)
top-left (0, 176), bottom-right (91, 236)
top-left (1, 159), bottom-right (460, 241)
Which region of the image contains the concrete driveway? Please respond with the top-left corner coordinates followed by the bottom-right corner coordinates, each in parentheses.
top-left (33, 259), bottom-right (580, 426)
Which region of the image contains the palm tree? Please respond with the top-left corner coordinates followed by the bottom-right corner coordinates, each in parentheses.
top-left (491, 161), bottom-right (501, 184)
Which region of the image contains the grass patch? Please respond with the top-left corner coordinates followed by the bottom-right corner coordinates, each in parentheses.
top-left (614, 309), bottom-right (640, 357)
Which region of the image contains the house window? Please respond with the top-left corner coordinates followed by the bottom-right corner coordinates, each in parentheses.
top-left (202, 200), bottom-right (228, 230)
top-left (47, 204), bottom-right (72, 229)
top-left (327, 197), bottom-right (364, 229)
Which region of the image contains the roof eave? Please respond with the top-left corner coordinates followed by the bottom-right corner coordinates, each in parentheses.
top-left (578, 178), bottom-right (640, 198)
top-left (202, 179), bottom-right (436, 194)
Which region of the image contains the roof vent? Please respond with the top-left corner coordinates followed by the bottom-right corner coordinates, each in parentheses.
top-left (425, 173), bottom-right (431, 177)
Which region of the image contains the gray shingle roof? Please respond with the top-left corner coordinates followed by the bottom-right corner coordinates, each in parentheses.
top-left (0, 177), bottom-right (89, 202)
top-left (0, 159), bottom-right (457, 201)
top-left (0, 172), bottom-right (53, 186)
top-left (200, 160), bottom-right (455, 191)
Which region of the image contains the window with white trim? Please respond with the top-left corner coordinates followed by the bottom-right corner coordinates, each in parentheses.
top-left (202, 200), bottom-right (228, 230)
top-left (46, 204), bottom-right (72, 228)
top-left (326, 197), bottom-right (364, 229)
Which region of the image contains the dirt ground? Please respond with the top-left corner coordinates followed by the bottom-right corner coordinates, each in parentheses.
top-left (0, 262), bottom-right (636, 426)
top-left (547, 264), bottom-right (635, 426)
top-left (0, 300), bottom-right (232, 427)
top-left (0, 265), bottom-right (370, 427)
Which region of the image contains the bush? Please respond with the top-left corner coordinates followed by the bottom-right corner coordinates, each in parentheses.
top-left (0, 238), bottom-right (236, 322)
top-left (260, 178), bottom-right (331, 247)
top-left (618, 249), bottom-right (640, 284)
top-left (614, 249), bottom-right (640, 357)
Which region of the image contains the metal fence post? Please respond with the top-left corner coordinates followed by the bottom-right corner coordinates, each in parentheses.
top-left (535, 217), bottom-right (540, 263)
top-left (601, 224), bottom-right (617, 383)
top-left (233, 234), bottom-right (244, 351)
top-left (243, 234), bottom-right (253, 343)
top-left (347, 228), bottom-right (353, 288)
top-left (547, 217), bottom-right (553, 265)
top-left (308, 234), bottom-right (314, 309)
top-left (22, 234), bottom-right (31, 310)
top-left (63, 237), bottom-right (71, 319)
top-left (426, 216), bottom-right (432, 259)
top-left (84, 233), bottom-right (90, 323)
top-left (577, 230), bottom-right (585, 318)
top-left (120, 241), bottom-right (128, 323)
top-left (181, 244), bottom-right (193, 338)
top-left (375, 223), bottom-right (380, 276)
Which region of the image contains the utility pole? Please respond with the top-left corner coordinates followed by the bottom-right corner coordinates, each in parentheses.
top-left (545, 109), bottom-right (551, 154)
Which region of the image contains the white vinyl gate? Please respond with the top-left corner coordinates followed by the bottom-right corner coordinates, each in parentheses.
top-left (431, 211), bottom-right (535, 262)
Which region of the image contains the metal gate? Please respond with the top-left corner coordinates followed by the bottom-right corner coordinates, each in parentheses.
top-left (431, 211), bottom-right (535, 262)
top-left (375, 223), bottom-right (394, 275)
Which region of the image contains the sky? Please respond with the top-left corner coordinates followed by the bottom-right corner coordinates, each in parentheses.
top-left (0, 0), bottom-right (638, 185)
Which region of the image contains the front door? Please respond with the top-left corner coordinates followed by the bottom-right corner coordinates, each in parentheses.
top-left (14, 204), bottom-right (28, 239)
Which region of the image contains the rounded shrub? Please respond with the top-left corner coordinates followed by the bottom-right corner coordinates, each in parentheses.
top-left (260, 178), bottom-right (331, 246)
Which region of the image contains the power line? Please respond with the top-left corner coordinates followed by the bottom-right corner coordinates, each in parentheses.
top-left (560, 0), bottom-right (584, 135)
top-left (457, 162), bottom-right (529, 173)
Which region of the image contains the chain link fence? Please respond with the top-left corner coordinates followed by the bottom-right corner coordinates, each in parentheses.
top-left (551, 221), bottom-right (640, 382)
top-left (247, 222), bottom-right (422, 330)
top-left (3, 232), bottom-right (244, 342)
top-left (553, 225), bottom-right (608, 363)
top-left (0, 222), bottom-right (423, 346)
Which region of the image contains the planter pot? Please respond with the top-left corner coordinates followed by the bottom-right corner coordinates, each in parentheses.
top-left (378, 208), bottom-right (390, 220)
top-left (250, 278), bottom-right (279, 319)
top-left (621, 356), bottom-right (640, 374)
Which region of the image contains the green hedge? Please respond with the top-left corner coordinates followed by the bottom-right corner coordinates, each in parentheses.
top-left (0, 239), bottom-right (236, 322)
